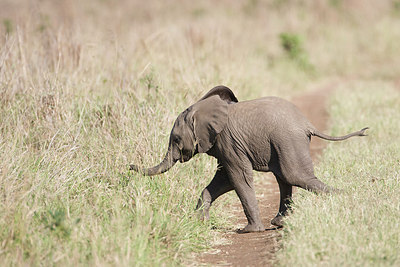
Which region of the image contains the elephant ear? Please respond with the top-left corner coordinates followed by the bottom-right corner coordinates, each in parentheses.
top-left (199, 85), bottom-right (239, 104)
top-left (191, 95), bottom-right (229, 153)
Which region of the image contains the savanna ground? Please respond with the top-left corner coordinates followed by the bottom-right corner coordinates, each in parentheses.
top-left (1, 0), bottom-right (399, 266)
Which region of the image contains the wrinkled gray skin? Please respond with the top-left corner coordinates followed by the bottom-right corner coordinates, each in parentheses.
top-left (130, 86), bottom-right (368, 233)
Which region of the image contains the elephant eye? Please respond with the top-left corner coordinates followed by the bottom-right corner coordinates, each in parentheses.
top-left (173, 136), bottom-right (181, 144)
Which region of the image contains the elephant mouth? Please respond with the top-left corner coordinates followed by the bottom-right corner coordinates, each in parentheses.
top-left (179, 147), bottom-right (198, 163)
top-left (179, 152), bottom-right (192, 163)
top-left (179, 155), bottom-right (189, 163)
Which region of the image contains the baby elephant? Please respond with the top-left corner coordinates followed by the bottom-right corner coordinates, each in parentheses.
top-left (130, 86), bottom-right (368, 232)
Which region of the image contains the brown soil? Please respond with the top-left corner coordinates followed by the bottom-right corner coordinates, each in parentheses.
top-left (196, 84), bottom-right (336, 266)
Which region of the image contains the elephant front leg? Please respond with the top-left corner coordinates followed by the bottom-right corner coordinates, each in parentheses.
top-left (196, 166), bottom-right (233, 221)
top-left (227, 166), bottom-right (265, 233)
top-left (195, 190), bottom-right (212, 221)
top-left (271, 177), bottom-right (293, 227)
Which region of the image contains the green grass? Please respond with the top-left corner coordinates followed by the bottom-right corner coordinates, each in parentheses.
top-left (277, 82), bottom-right (400, 266)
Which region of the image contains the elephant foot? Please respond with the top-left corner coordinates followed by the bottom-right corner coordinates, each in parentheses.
top-left (237, 223), bottom-right (265, 234)
top-left (195, 208), bottom-right (209, 221)
top-left (271, 215), bottom-right (285, 228)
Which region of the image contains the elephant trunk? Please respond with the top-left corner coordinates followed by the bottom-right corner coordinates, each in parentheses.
top-left (130, 149), bottom-right (177, 176)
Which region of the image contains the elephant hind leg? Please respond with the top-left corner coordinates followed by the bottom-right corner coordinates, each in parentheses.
top-left (274, 140), bottom-right (334, 194)
top-left (196, 165), bottom-right (233, 220)
top-left (297, 177), bottom-right (334, 194)
top-left (271, 176), bottom-right (292, 227)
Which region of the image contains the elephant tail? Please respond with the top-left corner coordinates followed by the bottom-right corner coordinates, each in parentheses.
top-left (311, 127), bottom-right (369, 141)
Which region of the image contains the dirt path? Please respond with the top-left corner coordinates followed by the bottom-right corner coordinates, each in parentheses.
top-left (196, 84), bottom-right (336, 266)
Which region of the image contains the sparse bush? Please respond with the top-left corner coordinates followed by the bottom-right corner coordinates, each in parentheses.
top-left (393, 0), bottom-right (400, 15)
top-left (3, 19), bottom-right (12, 34)
top-left (37, 207), bottom-right (74, 239)
top-left (280, 33), bottom-right (303, 59)
top-left (329, 0), bottom-right (342, 8)
top-left (279, 32), bottom-right (315, 72)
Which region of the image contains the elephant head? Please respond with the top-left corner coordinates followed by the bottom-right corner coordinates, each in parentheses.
top-left (130, 86), bottom-right (238, 176)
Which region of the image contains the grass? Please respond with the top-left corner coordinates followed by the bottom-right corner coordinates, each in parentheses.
top-left (277, 82), bottom-right (400, 266)
top-left (0, 0), bottom-right (399, 266)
